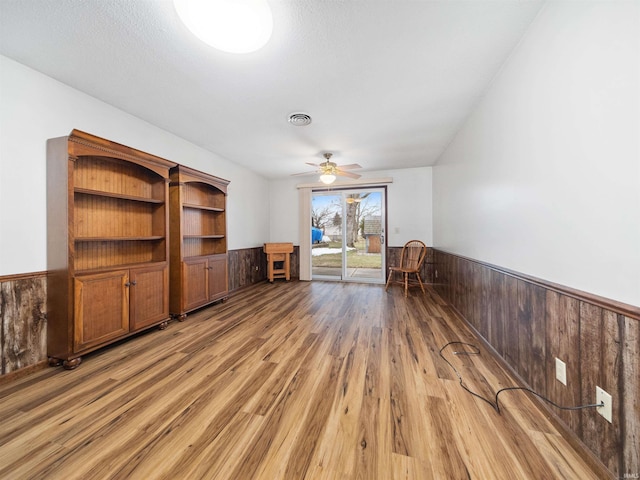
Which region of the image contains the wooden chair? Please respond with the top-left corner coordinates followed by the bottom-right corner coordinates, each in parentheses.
top-left (385, 240), bottom-right (427, 297)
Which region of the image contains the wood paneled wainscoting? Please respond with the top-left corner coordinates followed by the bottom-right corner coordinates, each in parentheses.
top-left (0, 272), bottom-right (47, 377)
top-left (386, 245), bottom-right (435, 285)
top-left (228, 245), bottom-right (299, 292)
top-left (432, 249), bottom-right (640, 478)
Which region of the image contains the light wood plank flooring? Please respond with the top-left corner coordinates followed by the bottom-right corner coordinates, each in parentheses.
top-left (0, 281), bottom-right (607, 479)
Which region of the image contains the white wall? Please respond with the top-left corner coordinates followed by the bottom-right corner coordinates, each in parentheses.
top-left (269, 166), bottom-right (433, 247)
top-left (433, 1), bottom-right (640, 306)
top-left (0, 55), bottom-right (270, 275)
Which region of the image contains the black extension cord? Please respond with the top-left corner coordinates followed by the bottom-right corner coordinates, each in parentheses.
top-left (438, 341), bottom-right (604, 415)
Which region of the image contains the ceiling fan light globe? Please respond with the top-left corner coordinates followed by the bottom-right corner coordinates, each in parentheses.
top-left (319, 173), bottom-right (336, 184)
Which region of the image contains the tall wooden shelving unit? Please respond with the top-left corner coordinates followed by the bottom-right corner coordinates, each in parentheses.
top-left (169, 165), bottom-right (230, 319)
top-left (47, 130), bottom-right (175, 369)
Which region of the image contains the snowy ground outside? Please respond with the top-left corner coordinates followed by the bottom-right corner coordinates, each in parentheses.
top-left (311, 247), bottom-right (356, 256)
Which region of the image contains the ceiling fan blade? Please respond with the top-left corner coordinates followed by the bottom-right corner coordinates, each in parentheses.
top-left (291, 159), bottom-right (360, 178)
top-left (336, 170), bottom-right (361, 179)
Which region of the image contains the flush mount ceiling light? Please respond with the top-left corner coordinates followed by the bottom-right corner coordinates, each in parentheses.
top-left (174, 0), bottom-right (273, 54)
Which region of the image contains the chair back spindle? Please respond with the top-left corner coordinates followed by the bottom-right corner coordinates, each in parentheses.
top-left (386, 240), bottom-right (427, 297)
top-left (401, 241), bottom-right (426, 270)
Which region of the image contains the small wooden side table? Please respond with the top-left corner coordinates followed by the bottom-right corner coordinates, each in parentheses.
top-left (263, 243), bottom-right (294, 282)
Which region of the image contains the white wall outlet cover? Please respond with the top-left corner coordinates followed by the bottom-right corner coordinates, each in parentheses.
top-left (555, 357), bottom-right (567, 386)
top-left (596, 386), bottom-right (612, 423)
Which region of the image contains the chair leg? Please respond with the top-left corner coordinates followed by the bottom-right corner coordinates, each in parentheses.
top-left (404, 272), bottom-right (408, 297)
top-left (415, 272), bottom-right (425, 294)
top-left (385, 269), bottom-right (393, 291)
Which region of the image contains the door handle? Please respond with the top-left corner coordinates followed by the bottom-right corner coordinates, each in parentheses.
top-left (380, 235), bottom-right (385, 245)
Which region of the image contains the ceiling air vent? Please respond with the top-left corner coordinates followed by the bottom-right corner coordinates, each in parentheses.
top-left (288, 112), bottom-right (312, 126)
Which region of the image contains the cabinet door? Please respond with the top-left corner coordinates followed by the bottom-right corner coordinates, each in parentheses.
top-left (183, 257), bottom-right (209, 312)
top-left (74, 270), bottom-right (129, 352)
top-left (208, 254), bottom-right (228, 301)
top-left (129, 265), bottom-right (169, 331)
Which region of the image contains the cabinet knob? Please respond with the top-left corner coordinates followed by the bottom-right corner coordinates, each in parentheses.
top-left (125, 282), bottom-right (131, 287)
top-left (131, 280), bottom-right (137, 286)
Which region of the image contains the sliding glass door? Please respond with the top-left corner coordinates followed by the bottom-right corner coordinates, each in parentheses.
top-left (311, 188), bottom-right (385, 283)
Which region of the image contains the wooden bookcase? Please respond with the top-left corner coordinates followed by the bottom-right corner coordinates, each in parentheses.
top-left (169, 165), bottom-right (229, 319)
top-left (47, 130), bottom-right (175, 369)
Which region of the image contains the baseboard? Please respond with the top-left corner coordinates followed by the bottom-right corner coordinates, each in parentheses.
top-left (0, 360), bottom-right (49, 387)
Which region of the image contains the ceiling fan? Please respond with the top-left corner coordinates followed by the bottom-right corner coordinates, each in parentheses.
top-left (291, 153), bottom-right (362, 184)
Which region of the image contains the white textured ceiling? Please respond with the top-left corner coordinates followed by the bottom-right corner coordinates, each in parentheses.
top-left (0, 0), bottom-right (543, 179)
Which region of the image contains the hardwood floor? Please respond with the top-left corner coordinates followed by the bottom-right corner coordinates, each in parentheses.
top-left (0, 281), bottom-right (608, 479)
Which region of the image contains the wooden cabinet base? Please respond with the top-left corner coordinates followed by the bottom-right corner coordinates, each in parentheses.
top-left (48, 316), bottom-right (171, 370)
top-left (48, 357), bottom-right (83, 370)
top-left (63, 358), bottom-right (82, 370)
top-left (170, 296), bottom-right (227, 322)
top-left (48, 357), bottom-right (62, 367)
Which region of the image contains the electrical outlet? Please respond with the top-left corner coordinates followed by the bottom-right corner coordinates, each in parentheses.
top-left (555, 357), bottom-right (567, 386)
top-left (435, 270), bottom-right (438, 279)
top-left (596, 386), bottom-right (612, 423)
